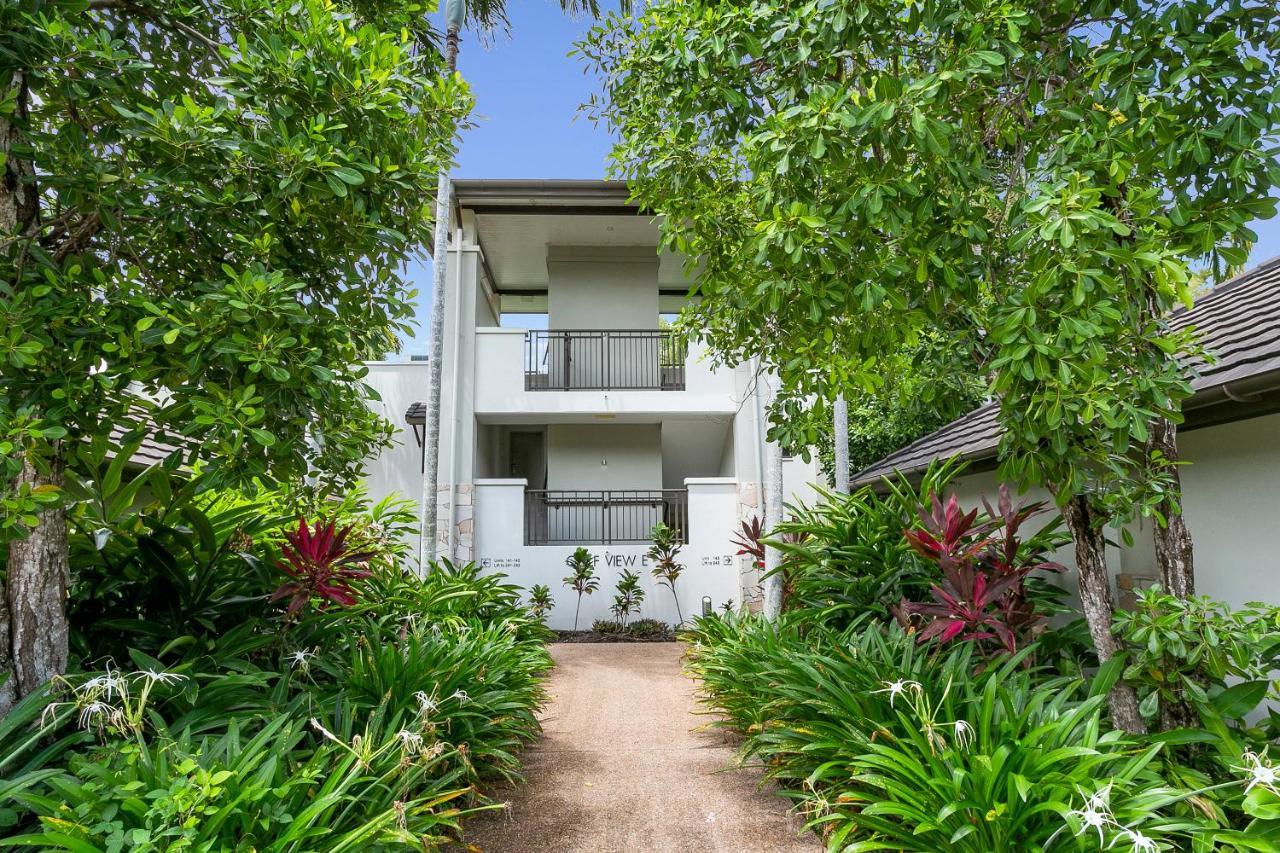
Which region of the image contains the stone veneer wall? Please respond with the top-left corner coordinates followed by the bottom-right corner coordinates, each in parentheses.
top-left (431, 483), bottom-right (474, 564)
top-left (737, 481), bottom-right (764, 612)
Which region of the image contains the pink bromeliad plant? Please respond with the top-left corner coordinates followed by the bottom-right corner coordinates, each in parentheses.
top-left (270, 518), bottom-right (375, 618)
top-left (899, 486), bottom-right (1065, 654)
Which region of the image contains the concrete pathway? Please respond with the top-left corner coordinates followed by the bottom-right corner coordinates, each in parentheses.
top-left (462, 643), bottom-right (819, 853)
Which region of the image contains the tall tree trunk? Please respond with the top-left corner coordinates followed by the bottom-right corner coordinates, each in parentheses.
top-left (0, 561), bottom-right (14, 716)
top-left (1060, 494), bottom-right (1146, 734)
top-left (4, 69), bottom-right (62, 712)
top-left (6, 455), bottom-right (70, 701)
top-left (1146, 416), bottom-right (1195, 599)
top-left (762, 373), bottom-right (785, 620)
top-left (418, 23), bottom-right (461, 573)
top-left (1147, 416), bottom-right (1198, 729)
top-left (832, 393), bottom-right (850, 493)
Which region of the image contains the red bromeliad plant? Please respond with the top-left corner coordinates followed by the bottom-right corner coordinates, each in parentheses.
top-left (899, 486), bottom-right (1065, 653)
top-left (270, 518), bottom-right (376, 618)
top-left (731, 516), bottom-right (766, 569)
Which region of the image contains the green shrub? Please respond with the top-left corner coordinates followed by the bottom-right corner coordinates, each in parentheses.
top-left (4, 708), bottom-right (481, 850)
top-left (1, 484), bottom-right (551, 851)
top-left (685, 616), bottom-right (1232, 851)
top-left (771, 460), bottom-right (966, 630)
top-left (626, 618), bottom-right (672, 639)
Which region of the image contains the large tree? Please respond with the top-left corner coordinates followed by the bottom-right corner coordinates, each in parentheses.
top-left (0, 0), bottom-right (471, 711)
top-left (581, 0), bottom-right (1279, 732)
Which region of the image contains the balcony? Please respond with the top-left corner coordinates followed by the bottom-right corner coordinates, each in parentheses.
top-left (523, 489), bottom-right (689, 546)
top-left (525, 330), bottom-right (687, 392)
top-left (472, 328), bottom-right (737, 416)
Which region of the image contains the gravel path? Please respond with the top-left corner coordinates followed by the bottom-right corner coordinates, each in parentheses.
top-left (461, 643), bottom-right (819, 853)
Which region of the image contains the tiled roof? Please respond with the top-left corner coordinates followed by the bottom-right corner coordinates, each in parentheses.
top-left (107, 422), bottom-right (183, 469)
top-left (853, 255), bottom-right (1280, 485)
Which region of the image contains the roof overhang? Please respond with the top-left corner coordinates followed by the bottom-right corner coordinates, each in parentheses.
top-left (439, 179), bottom-right (694, 299)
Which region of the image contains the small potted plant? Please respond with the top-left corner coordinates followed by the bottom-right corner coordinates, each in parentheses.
top-left (528, 584), bottom-right (554, 621)
top-left (610, 569), bottom-right (645, 629)
top-left (647, 522), bottom-right (687, 625)
top-left (562, 547), bottom-right (599, 631)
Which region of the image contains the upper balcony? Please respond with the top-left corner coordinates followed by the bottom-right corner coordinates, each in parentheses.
top-left (474, 327), bottom-right (738, 416)
top-left (524, 329), bottom-right (686, 392)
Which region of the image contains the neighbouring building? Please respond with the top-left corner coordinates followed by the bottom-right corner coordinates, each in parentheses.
top-left (854, 255), bottom-right (1280, 610)
top-left (361, 180), bottom-right (822, 628)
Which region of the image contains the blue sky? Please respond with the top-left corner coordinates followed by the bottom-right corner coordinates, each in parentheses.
top-left (397, 2), bottom-right (1280, 356)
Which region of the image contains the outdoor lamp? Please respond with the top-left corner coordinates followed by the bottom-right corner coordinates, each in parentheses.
top-left (701, 596), bottom-right (712, 616)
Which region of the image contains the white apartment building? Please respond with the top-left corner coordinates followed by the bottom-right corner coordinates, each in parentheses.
top-left (361, 180), bottom-right (821, 629)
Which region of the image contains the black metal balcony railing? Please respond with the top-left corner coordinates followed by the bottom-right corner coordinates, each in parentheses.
top-left (523, 489), bottom-right (689, 546)
top-left (524, 330), bottom-right (687, 392)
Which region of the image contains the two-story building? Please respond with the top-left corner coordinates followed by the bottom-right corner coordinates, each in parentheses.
top-left (360, 180), bottom-right (821, 628)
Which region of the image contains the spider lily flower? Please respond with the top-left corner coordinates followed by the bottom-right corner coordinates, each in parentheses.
top-left (1067, 786), bottom-right (1118, 846)
top-left (78, 700), bottom-right (124, 731)
top-left (310, 717), bottom-right (341, 744)
top-left (1235, 750), bottom-right (1279, 795)
top-left (135, 669), bottom-right (185, 686)
top-left (396, 729), bottom-right (425, 752)
top-left (81, 666), bottom-right (129, 701)
top-left (450, 689), bottom-right (470, 704)
top-left (1118, 830), bottom-right (1159, 853)
top-left (287, 649), bottom-right (316, 671)
top-left (951, 719), bottom-right (975, 751)
top-left (414, 690), bottom-right (439, 715)
top-left (872, 678), bottom-right (922, 708)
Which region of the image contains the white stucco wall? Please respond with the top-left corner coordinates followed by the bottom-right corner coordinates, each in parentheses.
top-left (547, 246), bottom-right (659, 330)
top-left (546, 423), bottom-right (662, 491)
top-left (1177, 413), bottom-right (1280, 608)
top-left (360, 362), bottom-right (428, 506)
top-left (475, 477), bottom-right (742, 628)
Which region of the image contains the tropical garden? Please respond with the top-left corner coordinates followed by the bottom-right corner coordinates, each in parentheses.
top-left (1, 0), bottom-right (1279, 850)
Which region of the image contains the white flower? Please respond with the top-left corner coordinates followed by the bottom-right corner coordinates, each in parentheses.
top-left (310, 718), bottom-right (340, 744)
top-left (78, 701), bottom-right (121, 731)
top-left (396, 729), bottom-right (425, 752)
top-left (450, 689), bottom-right (470, 705)
top-left (135, 669), bottom-right (185, 686)
top-left (952, 719), bottom-right (975, 751)
top-left (1235, 750), bottom-right (1279, 795)
top-left (872, 678), bottom-right (922, 708)
top-left (1068, 786), bottom-right (1117, 846)
top-left (1119, 829), bottom-right (1159, 853)
top-left (81, 668), bottom-right (128, 701)
top-left (414, 691), bottom-right (439, 715)
top-left (287, 649), bottom-right (316, 671)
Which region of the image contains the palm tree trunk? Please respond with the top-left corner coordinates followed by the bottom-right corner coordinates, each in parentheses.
top-left (418, 23), bottom-right (462, 573)
top-left (1061, 494), bottom-right (1146, 733)
top-left (762, 372), bottom-right (785, 620)
top-left (832, 393), bottom-right (850, 493)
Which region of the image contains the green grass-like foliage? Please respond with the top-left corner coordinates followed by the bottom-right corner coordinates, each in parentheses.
top-left (685, 614), bottom-right (1221, 851)
top-left (0, 484), bottom-right (551, 850)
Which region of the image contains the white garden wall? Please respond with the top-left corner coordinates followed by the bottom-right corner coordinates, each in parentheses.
top-left (474, 477), bottom-right (744, 629)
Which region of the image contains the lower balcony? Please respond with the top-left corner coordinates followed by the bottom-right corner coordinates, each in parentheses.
top-left (523, 489), bottom-right (690, 546)
top-left (471, 476), bottom-right (743, 630)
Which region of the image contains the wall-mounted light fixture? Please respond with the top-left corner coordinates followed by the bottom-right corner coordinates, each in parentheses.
top-left (701, 596), bottom-right (713, 617)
